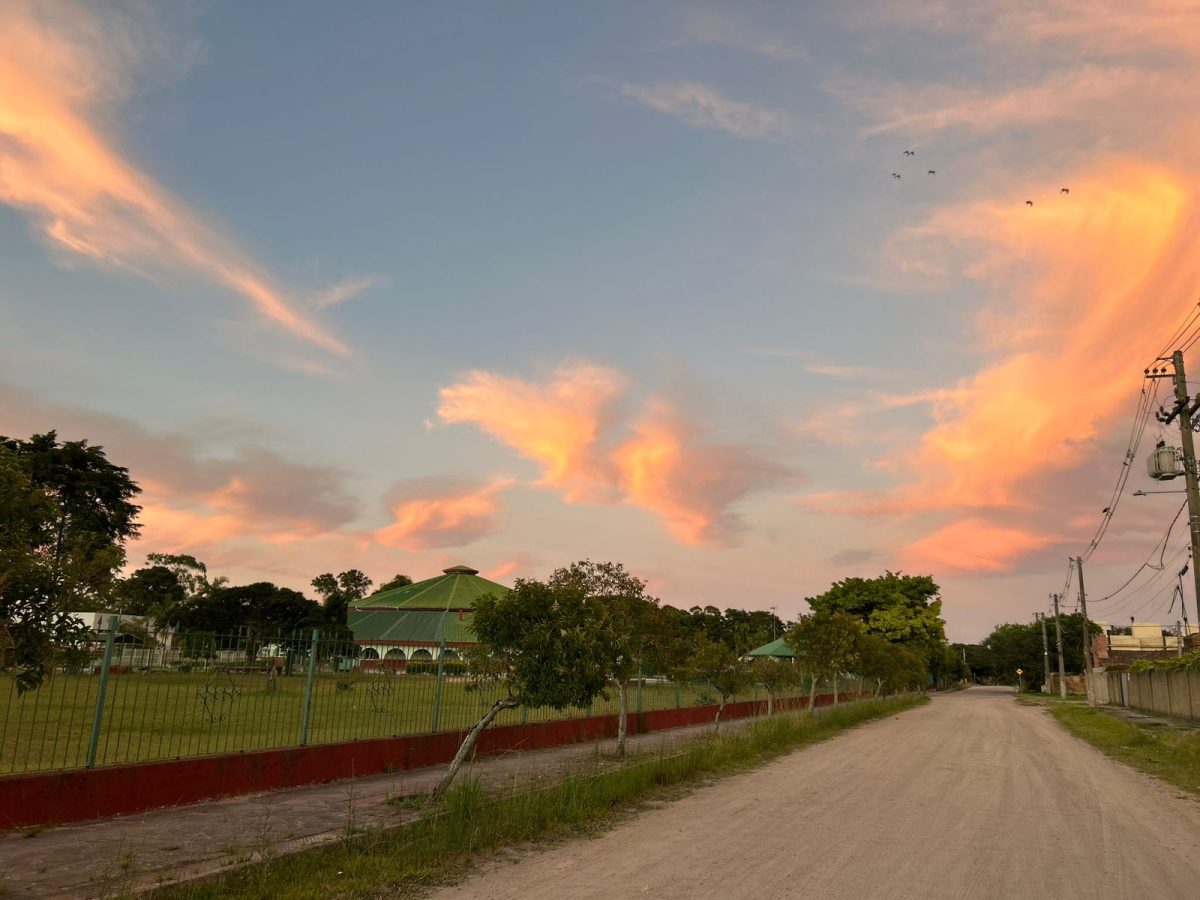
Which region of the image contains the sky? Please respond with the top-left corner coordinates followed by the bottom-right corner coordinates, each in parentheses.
top-left (4, 0), bottom-right (1200, 641)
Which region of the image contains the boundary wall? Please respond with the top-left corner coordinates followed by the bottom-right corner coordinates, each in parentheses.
top-left (0, 690), bottom-right (857, 829)
top-left (1101, 669), bottom-right (1200, 720)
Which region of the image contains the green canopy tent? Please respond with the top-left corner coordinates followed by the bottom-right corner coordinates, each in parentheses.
top-left (745, 637), bottom-right (799, 659)
top-left (348, 565), bottom-right (510, 665)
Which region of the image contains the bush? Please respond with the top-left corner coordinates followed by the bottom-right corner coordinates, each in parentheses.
top-left (405, 660), bottom-right (467, 676)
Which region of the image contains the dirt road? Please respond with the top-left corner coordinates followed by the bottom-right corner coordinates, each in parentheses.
top-left (434, 688), bottom-right (1200, 900)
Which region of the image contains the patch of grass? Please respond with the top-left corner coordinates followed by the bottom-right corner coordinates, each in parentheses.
top-left (1048, 704), bottom-right (1200, 795)
top-left (155, 695), bottom-right (927, 900)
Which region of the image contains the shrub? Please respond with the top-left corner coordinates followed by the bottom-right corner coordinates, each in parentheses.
top-left (405, 660), bottom-right (467, 676)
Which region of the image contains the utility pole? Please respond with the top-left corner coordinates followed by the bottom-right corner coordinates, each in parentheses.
top-left (1154, 350), bottom-right (1200, 625)
top-left (1076, 557), bottom-right (1095, 706)
top-left (1052, 593), bottom-right (1067, 699)
top-left (1037, 612), bottom-right (1051, 692)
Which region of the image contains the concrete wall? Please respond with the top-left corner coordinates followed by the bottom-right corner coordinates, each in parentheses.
top-left (1107, 669), bottom-right (1200, 721)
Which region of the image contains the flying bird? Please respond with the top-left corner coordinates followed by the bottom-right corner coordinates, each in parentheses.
top-left (903, 149), bottom-right (915, 156)
top-left (891, 172), bottom-right (901, 179)
top-left (928, 169), bottom-right (936, 175)
top-left (1061, 187), bottom-right (1070, 194)
top-left (1025, 200), bottom-right (1034, 206)
top-left (1102, 507), bottom-right (1111, 514)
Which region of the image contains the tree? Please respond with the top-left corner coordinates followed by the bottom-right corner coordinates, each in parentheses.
top-left (682, 634), bottom-right (749, 731)
top-left (311, 569), bottom-right (373, 639)
top-left (748, 656), bottom-right (803, 715)
top-left (0, 433), bottom-right (141, 692)
top-left (786, 612), bottom-right (864, 710)
top-left (145, 553), bottom-right (211, 600)
top-left (432, 577), bottom-right (611, 799)
top-left (980, 615), bottom-right (1099, 690)
top-left (167, 582), bottom-right (322, 660)
top-left (115, 565), bottom-right (185, 618)
top-left (377, 573), bottom-right (413, 593)
top-left (548, 560), bottom-right (663, 757)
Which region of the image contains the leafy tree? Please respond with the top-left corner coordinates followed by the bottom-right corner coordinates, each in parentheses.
top-left (115, 565), bottom-right (185, 618)
top-left (311, 569), bottom-right (373, 639)
top-left (857, 633), bottom-right (927, 696)
top-left (377, 573), bottom-right (413, 593)
top-left (980, 614), bottom-right (1099, 690)
top-left (748, 656), bottom-right (803, 715)
top-left (167, 582), bottom-right (321, 660)
top-left (0, 434), bottom-right (141, 691)
top-left (786, 611), bottom-right (864, 710)
top-left (548, 560), bottom-right (663, 757)
top-left (145, 553), bottom-right (211, 600)
top-left (681, 634), bottom-right (749, 731)
top-left (433, 577), bottom-right (611, 799)
top-left (670, 604), bottom-right (786, 654)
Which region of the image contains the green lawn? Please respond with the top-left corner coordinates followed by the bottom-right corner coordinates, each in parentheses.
top-left (0, 670), bottom-right (823, 774)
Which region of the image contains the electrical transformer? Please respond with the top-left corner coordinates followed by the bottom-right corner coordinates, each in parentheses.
top-left (1147, 445), bottom-right (1183, 481)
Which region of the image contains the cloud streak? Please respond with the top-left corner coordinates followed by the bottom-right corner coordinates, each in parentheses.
top-left (0, 1), bottom-right (346, 354)
top-left (620, 82), bottom-right (791, 140)
top-left (375, 478), bottom-right (512, 550)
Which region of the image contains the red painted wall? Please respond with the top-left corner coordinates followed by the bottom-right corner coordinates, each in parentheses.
top-left (0, 691), bottom-right (860, 829)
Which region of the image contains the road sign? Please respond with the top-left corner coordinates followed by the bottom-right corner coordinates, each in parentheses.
top-left (1016, 668), bottom-right (1024, 675)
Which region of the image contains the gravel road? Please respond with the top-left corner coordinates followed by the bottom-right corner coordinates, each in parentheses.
top-left (433, 687), bottom-right (1200, 900)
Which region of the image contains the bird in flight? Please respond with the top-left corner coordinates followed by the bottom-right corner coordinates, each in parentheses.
top-left (928, 169), bottom-right (936, 175)
top-left (1025, 200), bottom-right (1034, 206)
top-left (1061, 187), bottom-right (1070, 194)
top-left (891, 172), bottom-right (901, 179)
top-left (1102, 507), bottom-right (1111, 514)
top-left (903, 149), bottom-right (915, 156)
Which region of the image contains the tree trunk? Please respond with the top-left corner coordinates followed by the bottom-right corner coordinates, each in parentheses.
top-left (766, 690), bottom-right (774, 717)
top-left (808, 675), bottom-right (818, 714)
top-left (615, 678), bottom-right (628, 759)
top-left (874, 678), bottom-right (883, 699)
top-left (432, 696), bottom-right (519, 800)
top-left (713, 696), bottom-right (727, 733)
top-left (832, 673), bottom-right (839, 707)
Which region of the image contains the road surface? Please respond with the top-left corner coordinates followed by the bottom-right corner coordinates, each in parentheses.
top-left (433, 688), bottom-right (1200, 900)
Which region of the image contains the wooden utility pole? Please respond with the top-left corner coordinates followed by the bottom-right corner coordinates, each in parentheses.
top-left (1076, 556), bottom-right (1095, 706)
top-left (1037, 612), bottom-right (1051, 692)
top-left (1052, 593), bottom-right (1067, 699)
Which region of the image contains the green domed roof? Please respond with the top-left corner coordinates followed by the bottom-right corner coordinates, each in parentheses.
top-left (349, 566), bottom-right (510, 613)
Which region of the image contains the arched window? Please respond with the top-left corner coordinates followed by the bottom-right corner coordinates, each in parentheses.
top-left (440, 649), bottom-right (460, 661)
top-left (411, 648), bottom-right (434, 661)
top-left (384, 648), bottom-right (407, 660)
top-left (361, 647), bottom-right (380, 660)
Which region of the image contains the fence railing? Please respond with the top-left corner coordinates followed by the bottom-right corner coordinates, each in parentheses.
top-left (0, 625), bottom-right (849, 777)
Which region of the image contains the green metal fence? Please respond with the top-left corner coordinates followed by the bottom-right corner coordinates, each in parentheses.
top-left (0, 624), bottom-right (846, 777)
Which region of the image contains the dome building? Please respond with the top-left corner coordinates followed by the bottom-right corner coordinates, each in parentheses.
top-left (347, 565), bottom-right (510, 668)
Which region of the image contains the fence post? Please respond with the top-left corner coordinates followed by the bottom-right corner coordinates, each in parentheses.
top-left (299, 628), bottom-right (320, 746)
top-left (86, 616), bottom-right (118, 768)
top-left (431, 642), bottom-right (447, 732)
top-left (675, 682), bottom-right (681, 709)
top-left (636, 659), bottom-right (643, 715)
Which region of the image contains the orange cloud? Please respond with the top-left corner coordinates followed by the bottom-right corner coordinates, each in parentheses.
top-left (376, 479), bottom-right (512, 550)
top-left (0, 1), bottom-right (345, 354)
top-left (438, 363), bottom-right (786, 545)
top-left (437, 364), bottom-right (626, 503)
top-left (900, 519), bottom-right (1058, 573)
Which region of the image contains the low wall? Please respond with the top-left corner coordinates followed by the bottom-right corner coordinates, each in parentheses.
top-left (1122, 669), bottom-right (1200, 720)
top-left (0, 690), bottom-right (856, 829)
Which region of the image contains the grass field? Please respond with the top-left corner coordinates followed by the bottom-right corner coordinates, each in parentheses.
top-left (0, 669), bottom-right (820, 775)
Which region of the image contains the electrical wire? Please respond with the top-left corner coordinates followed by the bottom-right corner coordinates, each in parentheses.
top-left (1088, 499), bottom-right (1187, 605)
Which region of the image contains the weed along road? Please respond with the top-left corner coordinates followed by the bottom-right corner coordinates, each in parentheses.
top-left (434, 688), bottom-right (1200, 900)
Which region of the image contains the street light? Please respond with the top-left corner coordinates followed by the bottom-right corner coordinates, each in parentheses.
top-left (1132, 489), bottom-right (1187, 495)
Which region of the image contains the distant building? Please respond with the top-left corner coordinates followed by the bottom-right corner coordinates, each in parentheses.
top-left (1092, 621), bottom-right (1200, 667)
top-left (347, 565), bottom-right (510, 667)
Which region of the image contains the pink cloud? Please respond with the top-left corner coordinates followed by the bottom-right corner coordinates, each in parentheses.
top-left (0, 1), bottom-right (345, 354)
top-left (375, 478), bottom-right (512, 550)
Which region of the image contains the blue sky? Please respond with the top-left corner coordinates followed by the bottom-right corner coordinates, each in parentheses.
top-left (5, 1), bottom-right (1200, 640)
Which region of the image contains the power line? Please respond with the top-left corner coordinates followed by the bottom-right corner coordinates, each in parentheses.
top-left (1089, 499), bottom-right (1187, 605)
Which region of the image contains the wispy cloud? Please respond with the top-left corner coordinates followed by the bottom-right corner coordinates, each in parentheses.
top-left (312, 276), bottom-right (379, 310)
top-left (0, 1), bottom-right (346, 355)
top-left (438, 362), bottom-right (788, 546)
top-left (677, 10), bottom-right (809, 62)
top-left (620, 81), bottom-right (791, 140)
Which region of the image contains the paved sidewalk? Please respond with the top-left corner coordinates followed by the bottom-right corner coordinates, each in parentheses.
top-left (0, 716), bottom-right (738, 898)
